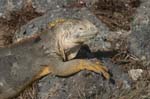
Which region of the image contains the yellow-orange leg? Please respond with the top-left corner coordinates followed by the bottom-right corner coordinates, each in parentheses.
top-left (33, 59), bottom-right (110, 81)
top-left (48, 59), bottom-right (110, 79)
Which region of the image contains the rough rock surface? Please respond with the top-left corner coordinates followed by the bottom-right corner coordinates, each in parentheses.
top-left (38, 59), bottom-right (131, 99)
top-left (128, 0), bottom-right (150, 65)
top-left (0, 0), bottom-right (65, 17)
top-left (13, 7), bottom-right (110, 51)
top-left (0, 0), bottom-right (149, 99)
top-left (12, 6), bottom-right (131, 99)
top-left (10, 1), bottom-right (132, 99)
top-left (0, 0), bottom-right (97, 17)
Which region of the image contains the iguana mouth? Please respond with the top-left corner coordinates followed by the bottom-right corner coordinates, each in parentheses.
top-left (73, 31), bottom-right (98, 44)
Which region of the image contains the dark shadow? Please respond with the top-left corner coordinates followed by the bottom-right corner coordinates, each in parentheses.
top-left (109, 78), bottom-right (115, 85)
top-left (74, 44), bottom-right (118, 83)
top-left (75, 44), bottom-right (118, 60)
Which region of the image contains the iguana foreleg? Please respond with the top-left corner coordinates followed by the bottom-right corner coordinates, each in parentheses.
top-left (36, 59), bottom-right (110, 79)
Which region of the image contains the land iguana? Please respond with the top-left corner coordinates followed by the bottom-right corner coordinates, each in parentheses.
top-left (0, 19), bottom-right (110, 99)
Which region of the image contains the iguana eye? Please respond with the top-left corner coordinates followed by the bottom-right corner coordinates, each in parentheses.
top-left (79, 28), bottom-right (83, 30)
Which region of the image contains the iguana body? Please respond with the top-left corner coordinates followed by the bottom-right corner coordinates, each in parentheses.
top-left (0, 19), bottom-right (110, 99)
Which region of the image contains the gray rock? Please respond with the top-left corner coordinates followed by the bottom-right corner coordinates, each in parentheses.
top-left (37, 59), bottom-right (132, 99)
top-left (0, 0), bottom-right (68, 17)
top-left (0, 0), bottom-right (97, 17)
top-left (0, 1), bottom-right (138, 99)
top-left (0, 0), bottom-right (7, 17)
top-left (0, 0), bottom-right (113, 51)
top-left (31, 0), bottom-right (67, 13)
top-left (13, 7), bottom-right (110, 51)
top-left (128, 0), bottom-right (150, 65)
top-left (0, 0), bottom-right (24, 18)
top-left (31, 0), bottom-right (99, 13)
top-left (9, 5), bottom-right (130, 99)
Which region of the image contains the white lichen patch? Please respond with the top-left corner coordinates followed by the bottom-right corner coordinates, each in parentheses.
top-left (128, 69), bottom-right (143, 81)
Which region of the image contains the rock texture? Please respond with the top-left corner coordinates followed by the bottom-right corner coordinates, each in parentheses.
top-left (12, 6), bottom-right (131, 99)
top-left (37, 59), bottom-right (131, 99)
top-left (13, 7), bottom-right (110, 51)
top-left (0, 0), bottom-right (149, 99)
top-left (128, 0), bottom-right (150, 65)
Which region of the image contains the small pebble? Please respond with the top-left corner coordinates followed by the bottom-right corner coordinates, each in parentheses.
top-left (128, 69), bottom-right (143, 81)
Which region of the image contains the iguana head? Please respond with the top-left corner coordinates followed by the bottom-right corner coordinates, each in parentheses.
top-left (54, 19), bottom-right (98, 61)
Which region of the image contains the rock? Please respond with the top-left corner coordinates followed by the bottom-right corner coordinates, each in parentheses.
top-left (0, 1), bottom-right (139, 99)
top-left (0, 0), bottom-right (98, 18)
top-left (13, 7), bottom-right (110, 51)
top-left (0, 0), bottom-right (24, 18)
top-left (31, 0), bottom-right (68, 13)
top-left (0, 0), bottom-right (120, 51)
top-left (7, 4), bottom-right (131, 98)
top-left (128, 69), bottom-right (143, 81)
top-left (128, 0), bottom-right (150, 65)
top-left (37, 59), bottom-right (132, 99)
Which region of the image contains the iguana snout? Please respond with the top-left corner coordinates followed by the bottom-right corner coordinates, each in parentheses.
top-left (55, 19), bottom-right (98, 61)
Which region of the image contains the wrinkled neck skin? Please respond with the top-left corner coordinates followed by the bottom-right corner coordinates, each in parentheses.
top-left (38, 27), bottom-right (81, 61)
top-left (56, 30), bottom-right (81, 61)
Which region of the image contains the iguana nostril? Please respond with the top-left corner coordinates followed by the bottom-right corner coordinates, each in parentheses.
top-left (90, 27), bottom-right (97, 33)
top-left (23, 31), bottom-right (27, 35)
top-left (76, 35), bottom-right (79, 38)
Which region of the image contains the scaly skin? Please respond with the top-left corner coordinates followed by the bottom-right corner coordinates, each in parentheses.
top-left (0, 19), bottom-right (110, 99)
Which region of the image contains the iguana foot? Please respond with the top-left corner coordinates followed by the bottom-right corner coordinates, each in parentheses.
top-left (79, 60), bottom-right (110, 79)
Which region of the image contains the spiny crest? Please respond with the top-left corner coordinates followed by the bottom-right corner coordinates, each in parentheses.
top-left (48, 18), bottom-right (67, 28)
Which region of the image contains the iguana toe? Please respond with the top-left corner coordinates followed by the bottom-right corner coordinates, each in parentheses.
top-left (88, 63), bottom-right (110, 79)
top-left (78, 60), bottom-right (110, 79)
